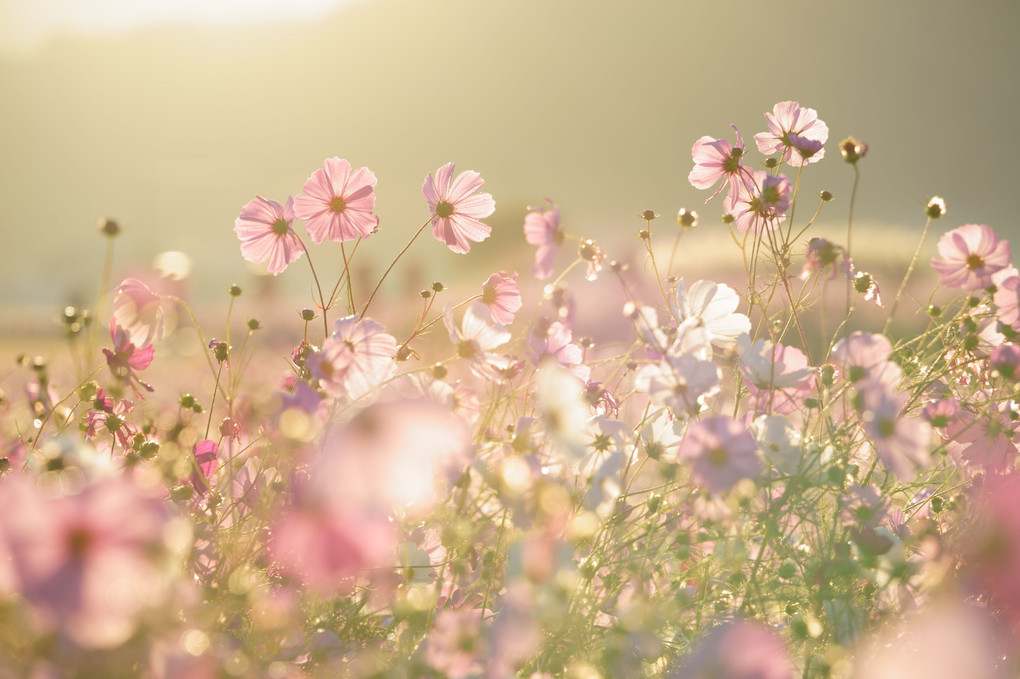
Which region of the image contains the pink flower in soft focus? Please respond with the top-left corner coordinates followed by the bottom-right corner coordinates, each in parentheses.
top-left (677, 415), bottom-right (761, 495)
top-left (190, 439), bottom-right (219, 495)
top-left (931, 223), bottom-right (1011, 291)
top-left (0, 475), bottom-right (168, 648)
top-left (529, 320), bottom-right (590, 382)
top-left (425, 609), bottom-right (486, 678)
top-left (306, 336), bottom-right (355, 398)
top-left (840, 484), bottom-right (890, 527)
top-left (269, 502), bottom-right (395, 595)
top-left (688, 124), bottom-right (755, 204)
top-left (738, 334), bottom-right (813, 414)
top-left (523, 199), bottom-right (563, 279)
top-left (423, 162), bottom-right (496, 254)
top-left (481, 270), bottom-right (522, 325)
top-left (753, 101), bottom-right (829, 167)
top-left (993, 273), bottom-right (1020, 330)
top-left (103, 319), bottom-right (154, 395)
top-left (317, 315), bottom-right (397, 399)
top-left (727, 171), bottom-right (792, 235)
top-left (922, 395), bottom-right (960, 430)
top-left (965, 472), bottom-right (1020, 640)
top-left (990, 344), bottom-right (1020, 380)
top-left (111, 278), bottom-right (163, 347)
top-left (670, 620), bottom-right (793, 679)
top-left (858, 380), bottom-right (932, 480)
top-left (944, 402), bottom-right (1018, 474)
top-left (234, 195), bottom-right (304, 275)
top-left (294, 157), bottom-right (379, 244)
top-left (832, 331), bottom-right (902, 388)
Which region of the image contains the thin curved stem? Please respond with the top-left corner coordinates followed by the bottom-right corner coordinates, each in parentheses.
top-left (360, 217), bottom-right (433, 320)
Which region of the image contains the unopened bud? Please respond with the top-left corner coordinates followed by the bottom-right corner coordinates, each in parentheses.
top-left (98, 217), bottom-right (121, 237)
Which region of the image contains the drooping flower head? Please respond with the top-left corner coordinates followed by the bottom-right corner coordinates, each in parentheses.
top-left (103, 319), bottom-right (155, 395)
top-left (234, 195), bottom-right (304, 275)
top-left (423, 162), bottom-right (496, 254)
top-left (111, 278), bottom-right (164, 347)
top-left (523, 199), bottom-right (563, 279)
top-left (294, 157), bottom-right (379, 244)
top-left (754, 101), bottom-right (829, 167)
top-left (931, 224), bottom-right (1011, 291)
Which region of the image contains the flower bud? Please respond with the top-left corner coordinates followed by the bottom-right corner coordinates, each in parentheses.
top-left (98, 217), bottom-right (121, 237)
top-left (819, 190), bottom-right (834, 202)
top-left (228, 284), bottom-right (243, 297)
top-left (926, 196), bottom-right (947, 219)
top-left (300, 308), bottom-right (317, 322)
top-left (840, 137), bottom-right (868, 164)
top-left (676, 208), bottom-right (699, 228)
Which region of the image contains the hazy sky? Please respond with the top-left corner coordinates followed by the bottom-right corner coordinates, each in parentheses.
top-left (0, 0), bottom-right (360, 56)
top-left (1, 0), bottom-right (1018, 319)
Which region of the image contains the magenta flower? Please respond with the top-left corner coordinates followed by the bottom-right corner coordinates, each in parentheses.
top-left (234, 195), bottom-right (304, 275)
top-left (481, 270), bottom-right (522, 325)
top-left (931, 223), bottom-right (1011, 291)
top-left (84, 388), bottom-right (138, 451)
top-left (754, 100), bottom-right (829, 167)
top-left (677, 415), bottom-right (761, 494)
top-left (689, 124), bottom-right (755, 205)
top-left (103, 319), bottom-right (154, 395)
top-left (423, 162), bottom-right (496, 254)
top-left (111, 278), bottom-right (163, 347)
top-left (294, 157), bottom-right (379, 244)
top-left (190, 439), bottom-right (220, 495)
top-left (523, 199), bottom-right (563, 279)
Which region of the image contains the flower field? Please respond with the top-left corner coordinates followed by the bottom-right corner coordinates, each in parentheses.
top-left (2, 102), bottom-right (1019, 678)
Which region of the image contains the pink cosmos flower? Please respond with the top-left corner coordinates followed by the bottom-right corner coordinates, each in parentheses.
top-left (689, 124), bottom-right (755, 204)
top-left (832, 332), bottom-right (902, 388)
top-left (103, 319), bottom-right (154, 395)
top-left (111, 278), bottom-right (163, 347)
top-left (0, 475), bottom-right (168, 648)
top-left (423, 162), bottom-right (496, 254)
top-left (234, 195), bottom-right (304, 275)
top-left (671, 279), bottom-right (751, 350)
top-left (190, 439), bottom-right (220, 495)
top-left (931, 224), bottom-right (1011, 291)
top-left (481, 270), bottom-right (523, 325)
top-left (858, 380), bottom-right (932, 480)
top-left (993, 273), bottom-right (1020, 330)
top-left (727, 170), bottom-right (792, 235)
top-left (635, 353), bottom-right (720, 420)
top-left (738, 334), bottom-right (814, 414)
top-left (677, 415), bottom-right (761, 494)
top-left (530, 320), bottom-right (591, 382)
top-left (799, 238), bottom-right (851, 281)
top-left (670, 620), bottom-right (793, 679)
top-left (306, 336), bottom-right (355, 398)
top-left (753, 101), bottom-right (829, 167)
top-left (294, 157), bottom-right (379, 244)
top-left (316, 315), bottom-right (397, 399)
top-left (523, 199), bottom-right (563, 279)
top-left (965, 472), bottom-right (1020, 639)
top-left (84, 388), bottom-right (138, 451)
top-left (944, 402), bottom-right (1018, 474)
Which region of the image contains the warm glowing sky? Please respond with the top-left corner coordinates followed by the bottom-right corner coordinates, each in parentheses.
top-left (0, 0), bottom-right (359, 56)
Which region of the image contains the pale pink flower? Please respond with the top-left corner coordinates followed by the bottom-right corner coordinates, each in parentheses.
top-left (688, 125), bottom-right (755, 204)
top-left (990, 344), bottom-right (1020, 381)
top-left (944, 402), bottom-right (1018, 474)
top-left (993, 273), bottom-right (1020, 330)
top-left (841, 484), bottom-right (890, 527)
top-left (84, 388), bottom-right (138, 451)
top-left (0, 475), bottom-right (168, 648)
top-left (530, 320), bottom-right (590, 382)
top-left (294, 157), bottom-right (379, 244)
top-left (306, 336), bottom-right (355, 398)
top-left (738, 334), bottom-right (813, 414)
top-left (799, 238), bottom-right (851, 281)
top-left (922, 396), bottom-right (960, 430)
top-left (423, 162), bottom-right (496, 254)
top-left (320, 315), bottom-right (397, 399)
top-left (727, 170), bottom-right (792, 235)
top-left (425, 609), bottom-right (486, 678)
top-left (234, 195), bottom-right (304, 274)
top-left (670, 620), bottom-right (793, 679)
top-left (111, 278), bottom-right (163, 347)
top-left (858, 380), bottom-right (932, 480)
top-left (481, 270), bottom-right (522, 325)
top-left (677, 415), bottom-right (761, 495)
top-left (832, 332), bottom-right (902, 388)
top-left (965, 472), bottom-right (1020, 639)
top-left (523, 199), bottom-right (563, 279)
top-left (931, 223), bottom-right (1011, 291)
top-left (754, 101), bottom-right (829, 167)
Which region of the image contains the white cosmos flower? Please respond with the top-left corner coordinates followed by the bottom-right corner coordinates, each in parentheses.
top-left (671, 279), bottom-right (751, 350)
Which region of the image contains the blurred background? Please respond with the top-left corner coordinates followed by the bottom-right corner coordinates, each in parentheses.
top-left (1, 0), bottom-right (1019, 336)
